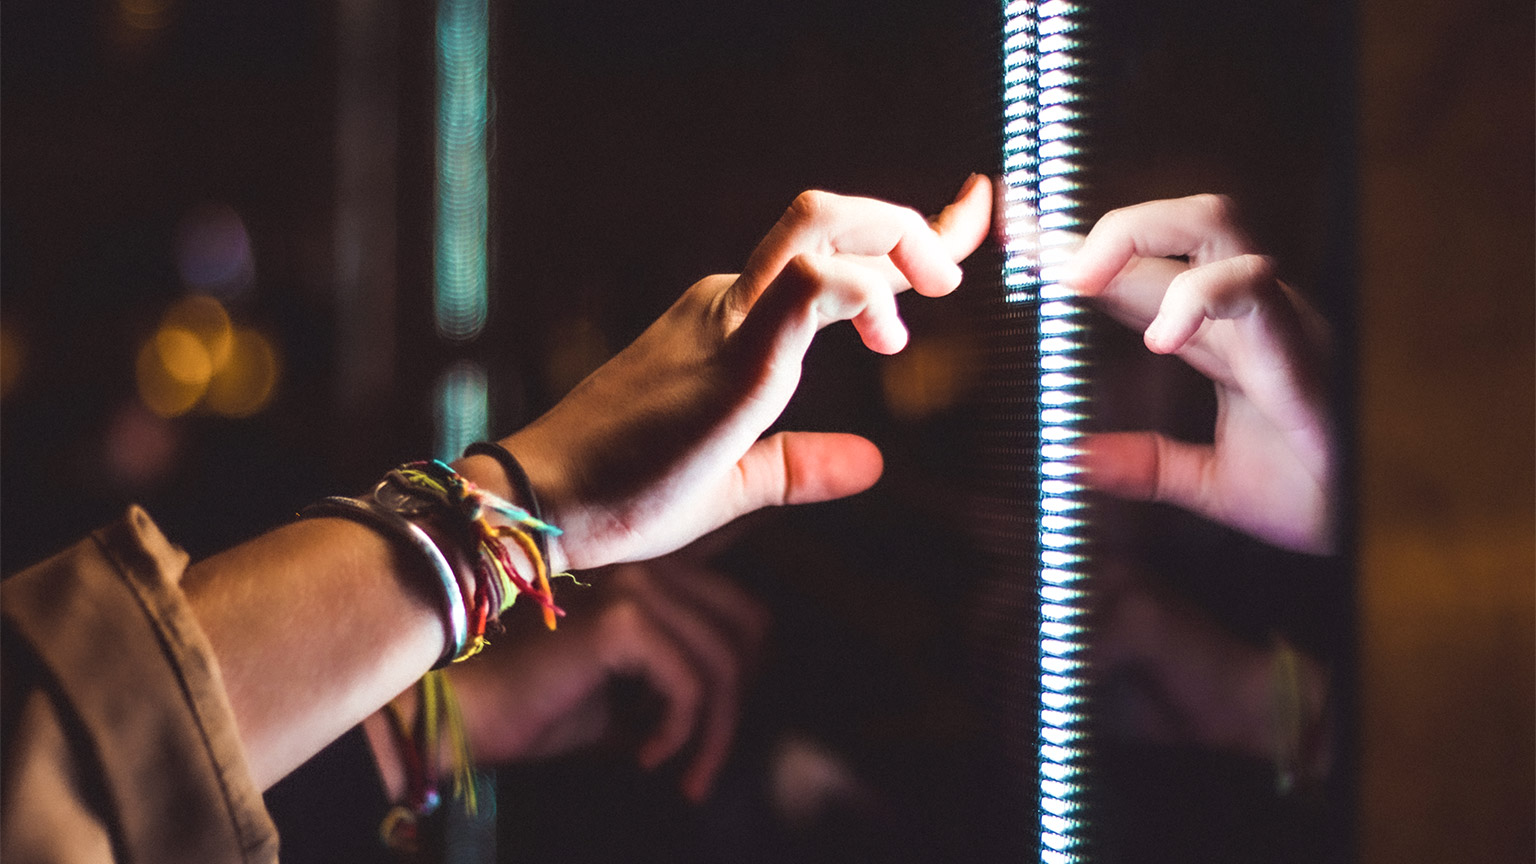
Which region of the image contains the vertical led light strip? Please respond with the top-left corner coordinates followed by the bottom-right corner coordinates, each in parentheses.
top-left (436, 0), bottom-right (491, 342)
top-left (1001, 2), bottom-right (1089, 863)
top-left (434, 0), bottom-right (491, 463)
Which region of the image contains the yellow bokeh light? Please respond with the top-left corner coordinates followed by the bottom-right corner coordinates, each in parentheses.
top-left (203, 328), bottom-right (280, 418)
top-left (880, 336), bottom-right (975, 420)
top-left (162, 294), bottom-right (234, 371)
top-left (154, 326), bottom-right (214, 386)
top-left (137, 338), bottom-right (206, 417)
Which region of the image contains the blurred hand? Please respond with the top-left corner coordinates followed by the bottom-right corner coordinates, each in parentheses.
top-left (1065, 194), bottom-right (1336, 554)
top-left (443, 545), bottom-right (770, 802)
top-left (485, 175), bottom-right (993, 572)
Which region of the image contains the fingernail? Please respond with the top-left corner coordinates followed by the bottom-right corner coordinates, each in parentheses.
top-left (1143, 316), bottom-right (1169, 352)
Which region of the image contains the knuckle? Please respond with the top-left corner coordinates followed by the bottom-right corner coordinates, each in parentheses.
top-left (785, 189), bottom-right (834, 225)
top-left (1097, 203), bottom-right (1132, 232)
top-left (1190, 192), bottom-right (1240, 228)
top-left (1238, 253), bottom-right (1278, 284)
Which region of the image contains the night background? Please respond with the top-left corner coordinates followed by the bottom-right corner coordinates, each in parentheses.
top-left (2, 0), bottom-right (1529, 862)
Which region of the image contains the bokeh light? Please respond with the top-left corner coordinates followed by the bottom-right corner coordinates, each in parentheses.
top-left (104, 399), bottom-right (183, 490)
top-left (434, 360), bottom-right (488, 463)
top-left (202, 327), bottom-right (280, 418)
top-left (134, 294), bottom-right (280, 418)
top-left (137, 333), bottom-right (207, 417)
top-left (117, 0), bottom-right (173, 31)
top-left (153, 326), bottom-right (214, 385)
top-left (879, 335), bottom-right (975, 420)
top-left (177, 203), bottom-right (255, 300)
top-left (434, 0), bottom-right (491, 341)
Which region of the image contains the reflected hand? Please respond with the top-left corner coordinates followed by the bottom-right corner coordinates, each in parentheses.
top-left (1065, 195), bottom-right (1335, 554)
top-left (487, 175), bottom-right (993, 572)
top-left (446, 546), bottom-right (770, 802)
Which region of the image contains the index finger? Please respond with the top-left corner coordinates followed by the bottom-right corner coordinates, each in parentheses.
top-left (733, 176), bottom-right (992, 308)
top-left (1064, 194), bottom-right (1259, 298)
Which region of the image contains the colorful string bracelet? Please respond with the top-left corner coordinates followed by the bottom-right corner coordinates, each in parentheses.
top-left (462, 440), bottom-right (551, 574)
top-left (378, 459), bottom-right (564, 656)
top-left (299, 458), bottom-right (562, 668)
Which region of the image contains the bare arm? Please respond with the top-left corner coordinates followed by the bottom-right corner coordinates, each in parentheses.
top-left (183, 176), bottom-right (993, 789)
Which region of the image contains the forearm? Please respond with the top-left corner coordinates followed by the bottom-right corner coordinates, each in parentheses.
top-left (175, 180), bottom-right (992, 792)
top-left (183, 518), bottom-right (443, 790)
top-left (181, 449), bottom-right (558, 790)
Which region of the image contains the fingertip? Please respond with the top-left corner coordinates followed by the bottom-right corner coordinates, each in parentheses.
top-left (1061, 252), bottom-right (1112, 298)
top-left (773, 431), bottom-right (885, 504)
top-left (682, 764), bottom-right (715, 803)
top-left (1143, 315), bottom-right (1172, 353)
top-left (865, 325), bottom-right (909, 355)
top-left (956, 171), bottom-right (988, 202)
top-left (932, 174), bottom-right (994, 264)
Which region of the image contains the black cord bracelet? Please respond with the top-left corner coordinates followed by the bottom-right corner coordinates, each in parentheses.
top-left (462, 441), bottom-right (550, 568)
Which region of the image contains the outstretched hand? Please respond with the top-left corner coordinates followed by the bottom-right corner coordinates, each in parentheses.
top-left (1064, 194), bottom-right (1336, 554)
top-left (488, 175), bottom-right (993, 572)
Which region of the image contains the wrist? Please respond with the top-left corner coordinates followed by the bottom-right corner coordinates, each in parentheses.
top-left (453, 438), bottom-right (569, 575)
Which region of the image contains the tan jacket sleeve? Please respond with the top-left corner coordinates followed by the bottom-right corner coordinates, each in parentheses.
top-left (2, 506), bottom-right (279, 864)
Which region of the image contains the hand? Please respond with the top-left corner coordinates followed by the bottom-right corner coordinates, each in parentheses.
top-left (486, 175), bottom-right (993, 571)
top-left (1064, 194), bottom-right (1335, 554)
top-left (1092, 557), bottom-right (1332, 785)
top-left (442, 545), bottom-right (770, 802)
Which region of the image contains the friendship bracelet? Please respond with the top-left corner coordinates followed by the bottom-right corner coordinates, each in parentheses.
top-left (378, 670), bottom-right (480, 853)
top-left (300, 458), bottom-right (563, 669)
top-left (385, 460), bottom-right (564, 641)
top-left (462, 441), bottom-right (550, 570)
top-left (299, 495), bottom-right (469, 668)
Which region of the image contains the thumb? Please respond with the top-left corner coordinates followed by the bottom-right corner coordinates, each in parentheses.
top-left (1080, 430), bottom-right (1213, 512)
top-left (733, 431), bottom-right (884, 512)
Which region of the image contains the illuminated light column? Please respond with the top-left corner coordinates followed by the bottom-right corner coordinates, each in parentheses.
top-left (434, 0), bottom-right (491, 459)
top-left (1001, 2), bottom-right (1089, 862)
top-left (435, 0), bottom-right (491, 342)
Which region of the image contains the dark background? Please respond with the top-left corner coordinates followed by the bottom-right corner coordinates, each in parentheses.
top-left (2, 0), bottom-right (1529, 862)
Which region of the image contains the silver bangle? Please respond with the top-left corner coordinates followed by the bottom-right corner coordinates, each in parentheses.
top-left (299, 495), bottom-right (468, 669)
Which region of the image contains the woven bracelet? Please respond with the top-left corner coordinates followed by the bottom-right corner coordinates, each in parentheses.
top-left (462, 441), bottom-right (551, 569)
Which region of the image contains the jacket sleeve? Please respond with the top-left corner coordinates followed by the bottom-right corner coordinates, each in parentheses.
top-left (2, 506), bottom-right (279, 864)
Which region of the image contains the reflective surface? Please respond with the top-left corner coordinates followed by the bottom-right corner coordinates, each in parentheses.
top-left (0, 1), bottom-right (1362, 861)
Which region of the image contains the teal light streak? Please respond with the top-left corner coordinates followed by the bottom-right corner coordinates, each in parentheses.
top-left (435, 0), bottom-right (490, 341)
top-left (435, 360), bottom-right (490, 463)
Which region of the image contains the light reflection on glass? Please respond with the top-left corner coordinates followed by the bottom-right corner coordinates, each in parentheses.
top-left (1002, 0), bottom-right (1088, 859)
